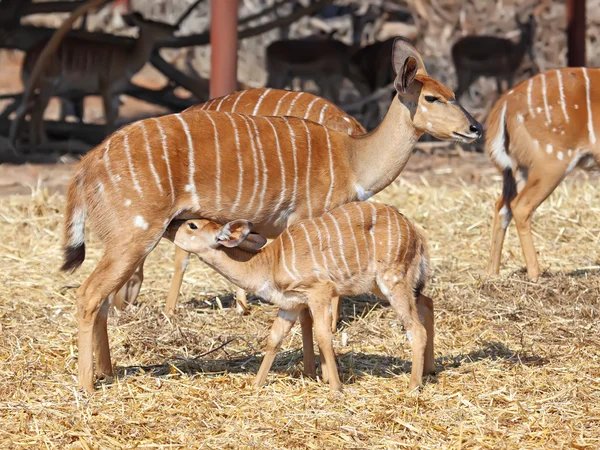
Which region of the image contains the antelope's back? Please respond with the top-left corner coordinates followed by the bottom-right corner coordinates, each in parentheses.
top-left (187, 88), bottom-right (365, 136)
top-left (283, 202), bottom-right (423, 282)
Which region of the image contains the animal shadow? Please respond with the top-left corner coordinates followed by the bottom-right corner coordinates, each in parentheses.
top-left (113, 340), bottom-right (547, 387)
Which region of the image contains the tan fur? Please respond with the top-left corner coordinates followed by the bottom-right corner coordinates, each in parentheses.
top-left (62, 38), bottom-right (479, 392)
top-left (486, 68), bottom-right (600, 279)
top-left (151, 88), bottom-right (366, 317)
top-left (166, 202), bottom-right (435, 391)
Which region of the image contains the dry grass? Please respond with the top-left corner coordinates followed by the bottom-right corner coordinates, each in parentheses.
top-left (1, 163), bottom-right (599, 449)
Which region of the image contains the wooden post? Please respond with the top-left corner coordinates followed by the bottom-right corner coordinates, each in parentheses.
top-left (210, 0), bottom-right (239, 98)
top-left (567, 0), bottom-right (586, 67)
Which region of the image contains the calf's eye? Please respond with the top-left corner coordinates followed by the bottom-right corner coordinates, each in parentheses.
top-left (424, 95), bottom-right (438, 103)
top-left (188, 222), bottom-right (198, 230)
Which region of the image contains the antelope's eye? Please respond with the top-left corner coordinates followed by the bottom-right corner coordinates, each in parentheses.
top-left (424, 95), bottom-right (439, 103)
top-left (188, 222), bottom-right (198, 230)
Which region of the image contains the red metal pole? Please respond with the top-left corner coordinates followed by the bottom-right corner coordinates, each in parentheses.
top-left (210, 0), bottom-right (239, 98)
top-left (567, 0), bottom-right (586, 67)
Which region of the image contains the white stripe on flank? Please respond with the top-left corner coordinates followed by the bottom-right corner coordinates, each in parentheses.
top-left (368, 203), bottom-right (378, 268)
top-left (527, 78), bottom-right (536, 118)
top-left (323, 126), bottom-right (335, 210)
top-left (249, 117), bottom-right (269, 215)
top-left (392, 208), bottom-right (402, 264)
top-left (386, 207), bottom-right (393, 264)
top-left (318, 104), bottom-right (328, 124)
top-left (286, 92), bottom-right (303, 115)
top-left (206, 113), bottom-right (222, 211)
top-left (283, 118), bottom-right (299, 210)
top-left (354, 203), bottom-right (371, 271)
top-left (541, 73), bottom-right (551, 123)
top-left (401, 215), bottom-right (411, 261)
top-left (556, 69), bottom-right (570, 123)
top-left (311, 219), bottom-right (331, 278)
top-left (300, 223), bottom-right (323, 280)
top-left (138, 121), bottom-right (164, 195)
top-left (203, 99), bottom-right (215, 110)
top-left (215, 96), bottom-right (227, 111)
top-left (273, 91), bottom-right (294, 116)
top-left (230, 90), bottom-right (246, 113)
top-left (286, 229), bottom-right (302, 279)
top-left (302, 121), bottom-right (313, 218)
top-left (264, 118), bottom-right (287, 217)
top-left (280, 232), bottom-right (297, 281)
top-left (226, 114), bottom-right (244, 214)
top-left (304, 97), bottom-right (320, 119)
top-left (152, 118), bottom-right (175, 205)
top-left (240, 115), bottom-right (260, 215)
top-left (341, 206), bottom-right (361, 273)
top-left (103, 139), bottom-right (120, 192)
top-left (122, 131), bottom-right (143, 197)
top-left (318, 216), bottom-right (341, 279)
top-left (582, 68), bottom-right (597, 144)
top-left (328, 213), bottom-right (352, 278)
top-left (253, 88), bottom-right (271, 115)
top-left (175, 113), bottom-right (200, 210)
top-left (489, 102), bottom-right (512, 169)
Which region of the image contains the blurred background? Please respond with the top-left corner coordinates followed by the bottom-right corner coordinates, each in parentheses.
top-left (0, 0), bottom-right (592, 161)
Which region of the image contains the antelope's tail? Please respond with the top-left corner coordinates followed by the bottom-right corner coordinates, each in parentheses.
top-left (61, 172), bottom-right (87, 272)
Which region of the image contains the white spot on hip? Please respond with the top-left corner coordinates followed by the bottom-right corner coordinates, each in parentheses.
top-left (134, 216), bottom-right (148, 230)
top-left (517, 113), bottom-right (524, 123)
top-left (574, 104), bottom-right (579, 109)
top-left (427, 121), bottom-right (432, 129)
top-left (557, 151), bottom-right (564, 160)
top-left (546, 144), bottom-right (553, 154)
top-left (124, 199), bottom-right (132, 207)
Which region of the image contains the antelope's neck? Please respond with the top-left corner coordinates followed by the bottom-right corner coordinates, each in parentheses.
top-left (199, 247), bottom-right (276, 296)
top-left (130, 32), bottom-right (158, 73)
top-left (349, 95), bottom-right (419, 196)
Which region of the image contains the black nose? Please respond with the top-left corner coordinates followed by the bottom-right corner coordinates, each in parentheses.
top-left (470, 122), bottom-right (483, 137)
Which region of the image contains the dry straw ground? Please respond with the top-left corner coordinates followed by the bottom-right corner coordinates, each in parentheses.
top-left (0, 154), bottom-right (599, 449)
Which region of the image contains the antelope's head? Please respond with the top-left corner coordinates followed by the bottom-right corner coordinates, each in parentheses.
top-left (165, 219), bottom-right (267, 255)
top-left (391, 38), bottom-right (483, 143)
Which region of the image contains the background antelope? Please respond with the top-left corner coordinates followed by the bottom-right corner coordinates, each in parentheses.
top-left (451, 14), bottom-right (536, 100)
top-left (15, 12), bottom-right (178, 149)
top-left (60, 38), bottom-right (481, 392)
top-left (486, 67), bottom-right (600, 279)
top-left (114, 87), bottom-right (365, 319)
top-left (165, 202), bottom-right (434, 391)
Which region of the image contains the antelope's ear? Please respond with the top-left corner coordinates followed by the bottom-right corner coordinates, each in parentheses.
top-left (392, 37), bottom-right (426, 93)
top-left (394, 56), bottom-right (418, 94)
top-left (215, 220), bottom-right (253, 248)
top-left (238, 232), bottom-right (267, 252)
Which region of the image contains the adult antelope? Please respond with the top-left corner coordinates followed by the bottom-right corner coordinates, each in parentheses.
top-left (14, 11), bottom-right (178, 149)
top-left (165, 202), bottom-right (434, 391)
top-left (486, 68), bottom-right (600, 279)
top-left (451, 14), bottom-right (536, 100)
top-left (61, 38), bottom-right (481, 392)
top-left (114, 87), bottom-right (365, 322)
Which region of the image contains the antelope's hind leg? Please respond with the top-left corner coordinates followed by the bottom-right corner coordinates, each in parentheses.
top-left (77, 228), bottom-right (165, 393)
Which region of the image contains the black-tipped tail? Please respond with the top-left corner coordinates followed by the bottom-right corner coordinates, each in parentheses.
top-left (61, 244), bottom-right (86, 272)
top-left (501, 167), bottom-right (518, 208)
